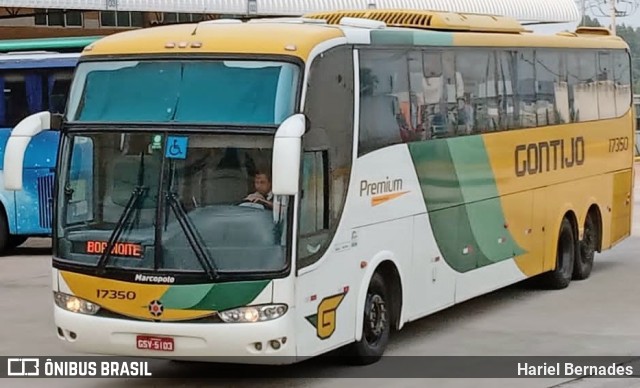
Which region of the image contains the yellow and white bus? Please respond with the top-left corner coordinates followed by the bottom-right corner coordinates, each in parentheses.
top-left (4, 8), bottom-right (634, 364)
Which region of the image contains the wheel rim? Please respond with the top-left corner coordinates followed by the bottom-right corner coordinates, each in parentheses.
top-left (558, 226), bottom-right (573, 278)
top-left (363, 293), bottom-right (387, 347)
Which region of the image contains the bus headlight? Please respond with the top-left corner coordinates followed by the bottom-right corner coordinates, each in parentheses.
top-left (54, 292), bottom-right (100, 315)
top-left (219, 304), bottom-right (287, 323)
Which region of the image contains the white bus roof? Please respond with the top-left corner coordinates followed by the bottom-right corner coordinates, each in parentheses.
top-left (0, 52), bottom-right (80, 69)
top-left (2, 0), bottom-right (581, 23)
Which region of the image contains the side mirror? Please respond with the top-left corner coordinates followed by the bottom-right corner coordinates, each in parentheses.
top-left (4, 111), bottom-right (51, 191)
top-left (271, 114), bottom-right (306, 196)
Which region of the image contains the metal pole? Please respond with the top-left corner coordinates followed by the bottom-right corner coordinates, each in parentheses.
top-left (611, 0), bottom-right (616, 34)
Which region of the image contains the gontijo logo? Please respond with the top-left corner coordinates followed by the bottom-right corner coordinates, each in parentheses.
top-left (359, 177), bottom-right (409, 206)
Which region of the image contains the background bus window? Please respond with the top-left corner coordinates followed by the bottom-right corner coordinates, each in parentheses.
top-left (0, 73), bottom-right (30, 127)
top-left (0, 68), bottom-right (74, 128)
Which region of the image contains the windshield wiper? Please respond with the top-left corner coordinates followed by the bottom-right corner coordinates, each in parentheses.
top-left (165, 190), bottom-right (218, 280)
top-left (97, 152), bottom-right (147, 274)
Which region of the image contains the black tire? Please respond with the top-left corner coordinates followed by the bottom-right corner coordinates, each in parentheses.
top-left (573, 214), bottom-right (596, 280)
top-left (7, 236), bottom-right (28, 249)
top-left (0, 210), bottom-right (10, 255)
top-left (344, 273), bottom-right (390, 365)
top-left (540, 218), bottom-right (576, 289)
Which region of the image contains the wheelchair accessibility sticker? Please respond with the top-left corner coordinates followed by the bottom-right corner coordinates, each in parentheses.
top-left (165, 136), bottom-right (188, 159)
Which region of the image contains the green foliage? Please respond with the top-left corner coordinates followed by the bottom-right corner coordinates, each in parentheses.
top-left (581, 15), bottom-right (602, 27)
top-left (616, 24), bottom-right (640, 94)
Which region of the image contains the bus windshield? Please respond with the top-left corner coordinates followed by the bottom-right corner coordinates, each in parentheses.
top-left (66, 59), bottom-right (300, 126)
top-left (55, 132), bottom-right (289, 276)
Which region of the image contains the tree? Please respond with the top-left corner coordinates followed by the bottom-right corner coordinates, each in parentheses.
top-left (615, 24), bottom-right (640, 93)
top-left (581, 15), bottom-right (602, 26)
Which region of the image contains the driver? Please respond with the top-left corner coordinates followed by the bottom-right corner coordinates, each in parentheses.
top-left (243, 170), bottom-right (273, 210)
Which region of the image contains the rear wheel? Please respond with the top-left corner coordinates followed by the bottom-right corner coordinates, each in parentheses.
top-left (540, 218), bottom-right (575, 289)
top-left (573, 214), bottom-right (597, 280)
top-left (344, 273), bottom-right (390, 365)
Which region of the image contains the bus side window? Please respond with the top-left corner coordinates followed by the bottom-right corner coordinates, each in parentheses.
top-left (569, 50), bottom-right (599, 122)
top-left (300, 45), bottom-right (354, 268)
top-left (517, 50), bottom-right (537, 128)
top-left (496, 50), bottom-right (515, 130)
top-left (1, 72), bottom-right (30, 127)
top-left (597, 51), bottom-right (616, 119)
top-left (535, 50), bottom-right (565, 126)
top-left (298, 150), bottom-right (329, 261)
top-left (66, 136), bottom-right (95, 225)
top-left (358, 49), bottom-right (407, 153)
top-left (613, 50), bottom-right (632, 117)
top-left (456, 50), bottom-right (491, 134)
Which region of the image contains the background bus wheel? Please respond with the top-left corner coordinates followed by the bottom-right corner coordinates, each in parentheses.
top-left (7, 236), bottom-right (28, 249)
top-left (573, 214), bottom-right (596, 280)
top-left (345, 272), bottom-right (390, 365)
top-left (541, 218), bottom-right (575, 289)
top-left (0, 210), bottom-right (10, 255)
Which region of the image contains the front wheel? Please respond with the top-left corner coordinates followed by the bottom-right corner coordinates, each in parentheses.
top-left (344, 273), bottom-right (390, 365)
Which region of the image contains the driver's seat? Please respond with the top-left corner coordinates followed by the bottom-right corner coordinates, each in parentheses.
top-left (205, 168), bottom-right (248, 204)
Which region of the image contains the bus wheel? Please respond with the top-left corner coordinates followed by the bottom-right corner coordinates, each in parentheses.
top-left (0, 210), bottom-right (10, 255)
top-left (541, 218), bottom-right (575, 289)
top-left (573, 214), bottom-right (596, 280)
top-left (8, 235), bottom-right (27, 249)
top-left (345, 272), bottom-right (390, 365)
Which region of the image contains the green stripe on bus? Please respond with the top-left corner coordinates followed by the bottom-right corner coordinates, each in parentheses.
top-left (408, 136), bottom-right (525, 272)
top-left (159, 280), bottom-right (270, 311)
top-left (448, 136), bottom-right (526, 265)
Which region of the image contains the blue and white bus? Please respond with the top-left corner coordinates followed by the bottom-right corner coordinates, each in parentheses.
top-left (0, 36), bottom-right (99, 253)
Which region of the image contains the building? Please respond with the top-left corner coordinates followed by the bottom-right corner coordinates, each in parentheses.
top-left (0, 8), bottom-right (222, 39)
top-left (0, 0), bottom-right (582, 40)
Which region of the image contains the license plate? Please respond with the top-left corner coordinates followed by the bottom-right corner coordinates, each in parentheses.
top-left (136, 335), bottom-right (174, 352)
